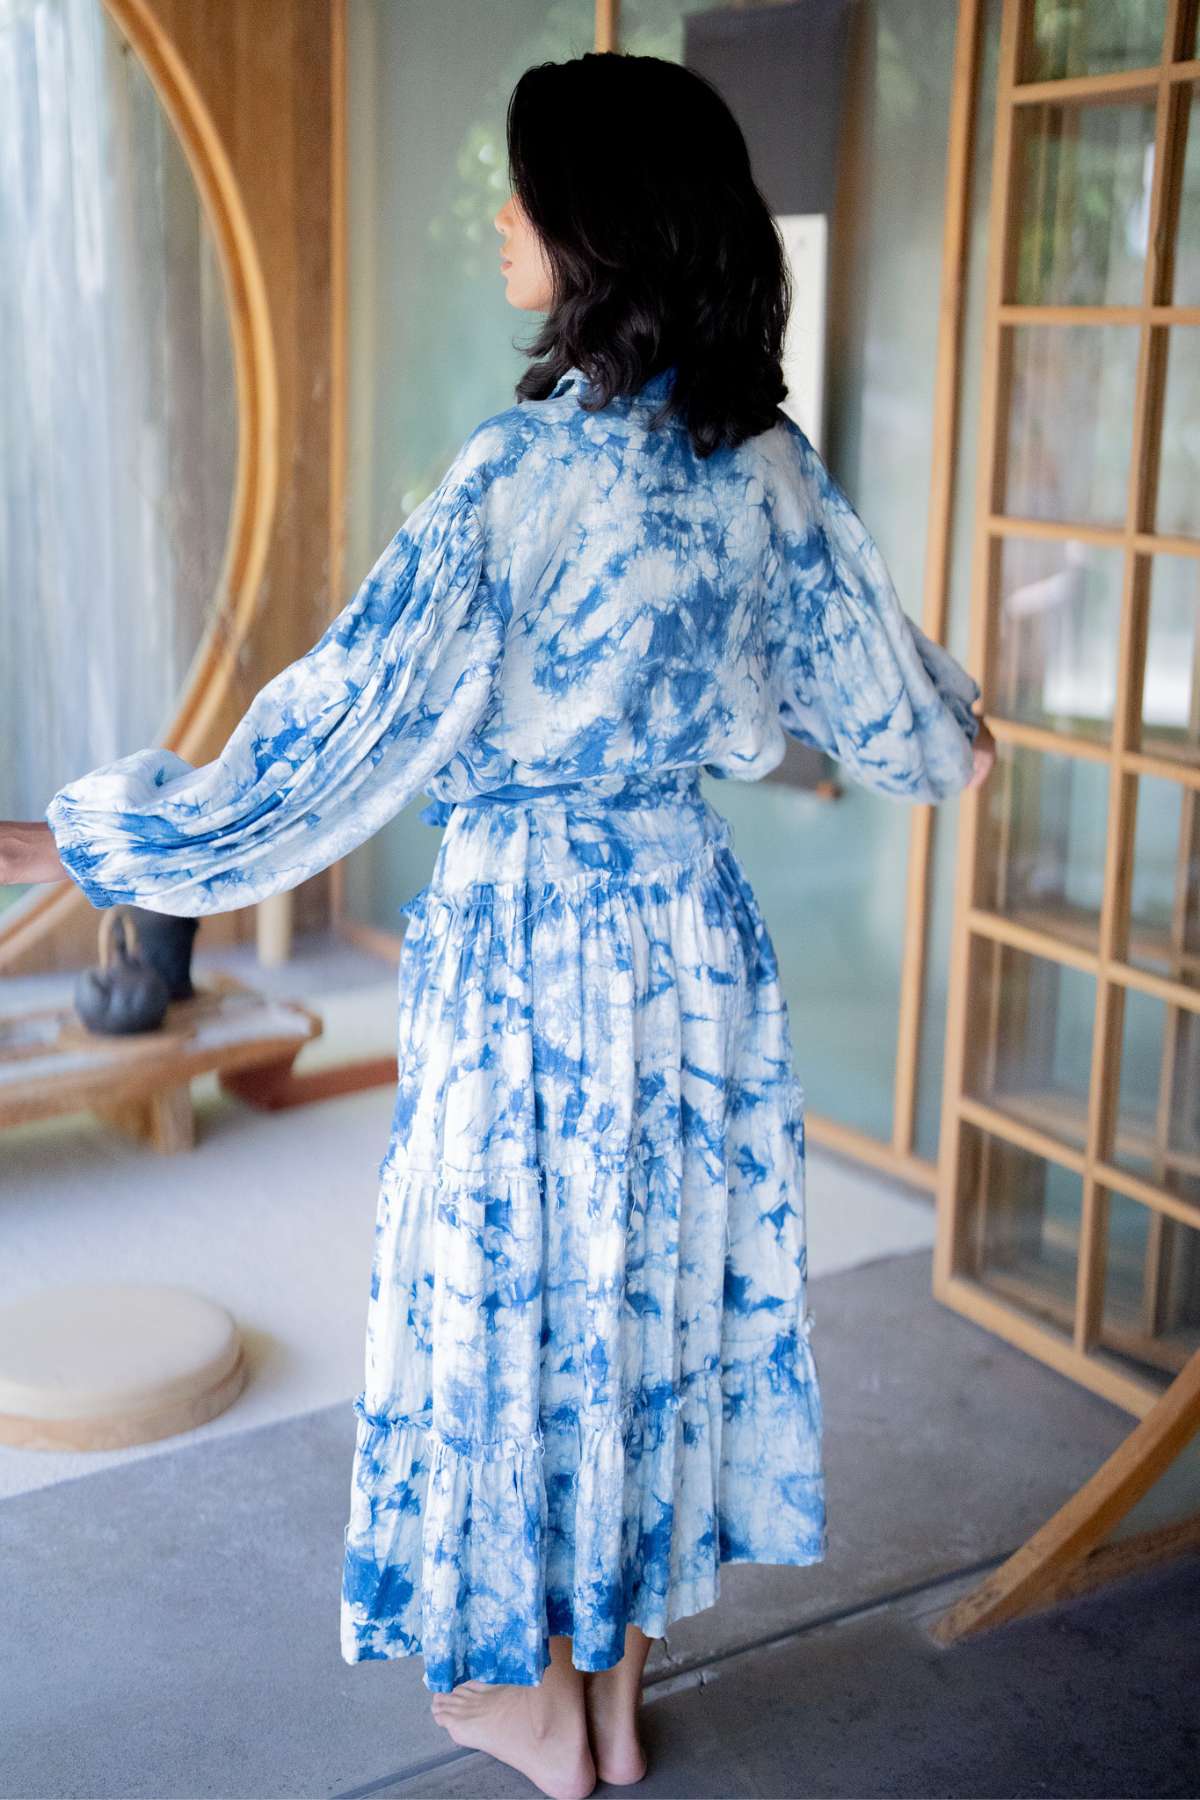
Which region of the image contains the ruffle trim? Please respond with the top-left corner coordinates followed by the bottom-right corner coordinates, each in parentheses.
top-left (340, 1315), bottom-right (826, 1688)
top-left (375, 1130), bottom-right (686, 1194)
top-left (350, 1316), bottom-right (815, 1446)
top-left (350, 1342), bottom-right (735, 1455)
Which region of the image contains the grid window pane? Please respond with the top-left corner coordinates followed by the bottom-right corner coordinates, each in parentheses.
top-left (964, 939), bottom-right (1095, 1150)
top-left (979, 741), bottom-right (1108, 951)
top-left (1173, 90), bottom-right (1200, 305)
top-left (1112, 984), bottom-right (1200, 1194)
top-left (1126, 773), bottom-right (1200, 986)
top-left (1013, 101), bottom-right (1155, 307)
top-left (995, 536), bottom-right (1122, 742)
top-left (1002, 326), bottom-right (1138, 528)
top-left (1156, 329), bottom-right (1200, 539)
top-left (1102, 1191), bottom-right (1200, 1384)
top-left (959, 1123), bottom-right (1082, 1332)
top-left (1140, 556), bottom-right (1200, 768)
top-left (1021, 1), bottom-right (1166, 82)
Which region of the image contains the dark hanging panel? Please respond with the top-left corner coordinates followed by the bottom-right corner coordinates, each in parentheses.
top-left (686, 1), bottom-right (855, 797)
top-left (683, 0), bottom-right (853, 217)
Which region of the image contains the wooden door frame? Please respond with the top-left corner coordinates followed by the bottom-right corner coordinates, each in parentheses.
top-left (935, 0), bottom-right (1200, 1417)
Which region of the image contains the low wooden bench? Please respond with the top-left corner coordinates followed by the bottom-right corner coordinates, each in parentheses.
top-left (0, 973), bottom-right (324, 1153)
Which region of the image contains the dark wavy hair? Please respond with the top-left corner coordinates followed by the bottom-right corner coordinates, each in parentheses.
top-left (505, 51), bottom-right (791, 458)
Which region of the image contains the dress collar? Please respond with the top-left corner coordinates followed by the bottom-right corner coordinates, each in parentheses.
top-left (549, 366), bottom-right (586, 399)
top-left (550, 363), bottom-right (678, 407)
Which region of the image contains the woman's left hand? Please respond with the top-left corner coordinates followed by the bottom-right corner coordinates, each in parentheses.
top-left (964, 712), bottom-right (996, 791)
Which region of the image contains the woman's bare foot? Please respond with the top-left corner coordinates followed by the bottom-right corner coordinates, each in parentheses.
top-left (583, 1623), bottom-right (655, 1786)
top-left (429, 1635), bottom-right (595, 1800)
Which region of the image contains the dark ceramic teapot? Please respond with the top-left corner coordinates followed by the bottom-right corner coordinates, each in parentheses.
top-left (74, 908), bottom-right (171, 1036)
top-left (125, 904), bottom-right (201, 1001)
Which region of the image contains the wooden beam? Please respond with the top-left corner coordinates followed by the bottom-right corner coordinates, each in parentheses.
top-left (1010, 58), bottom-right (1200, 107)
top-left (998, 303), bottom-right (1200, 326)
top-left (935, 0), bottom-right (1025, 1291)
top-left (1074, 0), bottom-right (1180, 1361)
top-left (894, 0), bottom-right (985, 1161)
top-left (595, 0), bottom-right (619, 55)
top-left (930, 1346), bottom-right (1200, 1641)
top-left (328, 0), bottom-right (349, 944)
top-left (1022, 1513), bottom-right (1200, 1611)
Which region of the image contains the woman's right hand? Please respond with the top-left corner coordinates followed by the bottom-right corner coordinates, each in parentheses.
top-left (0, 821), bottom-right (69, 885)
top-left (964, 713), bottom-right (996, 792)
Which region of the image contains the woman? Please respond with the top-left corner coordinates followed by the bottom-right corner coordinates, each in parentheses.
top-left (5, 50), bottom-right (994, 1800)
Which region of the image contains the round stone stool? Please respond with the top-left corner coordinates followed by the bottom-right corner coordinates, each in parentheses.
top-left (0, 1283), bottom-right (246, 1451)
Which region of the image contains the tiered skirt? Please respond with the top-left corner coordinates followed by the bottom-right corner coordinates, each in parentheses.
top-left (339, 769), bottom-right (827, 1690)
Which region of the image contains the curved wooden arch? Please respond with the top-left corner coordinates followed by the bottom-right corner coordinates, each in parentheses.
top-left (0, 0), bottom-right (278, 971)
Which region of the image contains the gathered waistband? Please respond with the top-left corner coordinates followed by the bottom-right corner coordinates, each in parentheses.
top-left (418, 767), bottom-right (705, 828)
top-left (404, 767), bottom-right (731, 910)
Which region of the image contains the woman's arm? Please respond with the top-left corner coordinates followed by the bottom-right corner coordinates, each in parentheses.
top-left (765, 419), bottom-right (993, 805)
top-left (0, 821), bottom-right (69, 885)
top-left (38, 437), bottom-right (504, 916)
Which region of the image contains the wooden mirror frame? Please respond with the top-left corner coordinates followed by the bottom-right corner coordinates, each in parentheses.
top-left (0, 0), bottom-right (278, 970)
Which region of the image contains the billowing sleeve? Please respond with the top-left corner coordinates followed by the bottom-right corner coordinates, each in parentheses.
top-left (765, 424), bottom-right (982, 804)
top-left (45, 449), bottom-right (503, 916)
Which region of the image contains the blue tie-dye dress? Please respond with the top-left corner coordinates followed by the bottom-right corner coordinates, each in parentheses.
top-left (45, 363), bottom-right (981, 1692)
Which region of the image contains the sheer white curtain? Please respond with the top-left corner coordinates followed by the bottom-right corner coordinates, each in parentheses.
top-left (0, 0), bottom-right (236, 841)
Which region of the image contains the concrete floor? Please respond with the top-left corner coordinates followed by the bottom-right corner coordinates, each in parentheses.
top-left (2, 1249), bottom-right (1192, 1800)
top-left (373, 1560), bottom-right (1200, 1799)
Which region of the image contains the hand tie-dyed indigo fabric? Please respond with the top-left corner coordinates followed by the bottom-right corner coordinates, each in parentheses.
top-left (46, 363), bottom-right (981, 1691)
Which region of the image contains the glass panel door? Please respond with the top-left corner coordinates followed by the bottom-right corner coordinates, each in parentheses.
top-left (938, 0), bottom-right (1200, 1409)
